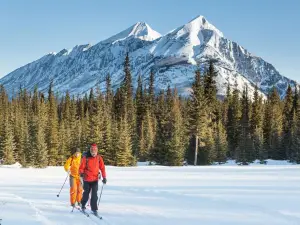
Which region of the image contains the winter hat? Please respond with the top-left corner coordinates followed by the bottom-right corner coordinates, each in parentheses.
top-left (90, 143), bottom-right (97, 149)
top-left (71, 147), bottom-right (80, 155)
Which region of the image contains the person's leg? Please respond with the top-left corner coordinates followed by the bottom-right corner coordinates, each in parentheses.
top-left (69, 176), bottom-right (77, 206)
top-left (76, 178), bottom-right (83, 204)
top-left (81, 181), bottom-right (91, 209)
top-left (90, 181), bottom-right (99, 211)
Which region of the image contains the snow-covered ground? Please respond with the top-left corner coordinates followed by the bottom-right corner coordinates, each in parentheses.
top-left (0, 162), bottom-right (300, 225)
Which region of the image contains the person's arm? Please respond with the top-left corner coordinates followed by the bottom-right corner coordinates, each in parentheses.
top-left (64, 157), bottom-right (72, 172)
top-left (99, 156), bottom-right (107, 184)
top-left (79, 156), bottom-right (86, 176)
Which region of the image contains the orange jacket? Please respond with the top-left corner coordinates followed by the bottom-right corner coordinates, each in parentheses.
top-left (64, 153), bottom-right (82, 179)
top-left (79, 151), bottom-right (106, 182)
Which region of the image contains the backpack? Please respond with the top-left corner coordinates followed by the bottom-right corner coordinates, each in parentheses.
top-left (82, 151), bottom-right (101, 173)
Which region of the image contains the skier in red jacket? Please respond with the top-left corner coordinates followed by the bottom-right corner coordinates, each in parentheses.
top-left (79, 143), bottom-right (107, 214)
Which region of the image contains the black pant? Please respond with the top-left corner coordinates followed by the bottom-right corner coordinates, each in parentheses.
top-left (81, 181), bottom-right (98, 211)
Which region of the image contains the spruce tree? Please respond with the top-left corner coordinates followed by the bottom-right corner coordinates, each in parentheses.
top-left (58, 119), bottom-right (68, 165)
top-left (87, 89), bottom-right (102, 146)
top-left (0, 85), bottom-right (8, 160)
top-left (270, 87), bottom-right (283, 159)
top-left (35, 97), bottom-right (48, 167)
top-left (263, 87), bottom-right (283, 160)
top-left (250, 85), bottom-right (263, 159)
top-left (148, 70), bottom-right (155, 112)
top-left (1, 111), bottom-right (16, 165)
top-left (203, 60), bottom-right (218, 107)
top-left (105, 73), bottom-right (113, 113)
top-left (152, 91), bottom-right (168, 164)
top-left (101, 75), bottom-right (114, 164)
top-left (222, 81), bottom-right (231, 127)
top-left (291, 109), bottom-right (300, 163)
top-left (188, 69), bottom-right (209, 165)
top-left (142, 107), bottom-right (154, 161)
top-left (282, 85), bottom-right (293, 159)
top-left (236, 86), bottom-right (254, 164)
top-left (122, 53), bottom-right (135, 124)
top-left (119, 53), bottom-right (136, 158)
top-left (46, 81), bottom-right (59, 166)
top-left (227, 81), bottom-right (241, 159)
top-left (291, 87), bottom-right (300, 163)
top-left (115, 117), bottom-right (134, 166)
top-left (214, 120), bottom-right (228, 164)
top-left (167, 89), bottom-right (185, 166)
top-left (102, 108), bottom-right (114, 164)
top-left (292, 85), bottom-right (299, 114)
top-left (135, 75), bottom-right (145, 160)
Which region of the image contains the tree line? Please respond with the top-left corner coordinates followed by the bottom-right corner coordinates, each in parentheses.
top-left (0, 54), bottom-right (299, 167)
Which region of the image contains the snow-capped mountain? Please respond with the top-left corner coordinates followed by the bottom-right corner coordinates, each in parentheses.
top-left (0, 15), bottom-right (297, 99)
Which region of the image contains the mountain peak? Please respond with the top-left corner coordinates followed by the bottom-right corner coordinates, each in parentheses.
top-left (0, 15), bottom-right (295, 100)
top-left (102, 22), bottom-right (161, 43)
top-left (186, 15), bottom-right (223, 37)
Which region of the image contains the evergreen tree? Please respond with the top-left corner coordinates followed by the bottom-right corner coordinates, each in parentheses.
top-left (35, 97), bottom-right (48, 167)
top-left (102, 108), bottom-right (114, 164)
top-left (250, 85), bottom-right (263, 159)
top-left (167, 89), bottom-right (185, 166)
top-left (142, 107), bottom-right (154, 161)
top-left (291, 109), bottom-right (300, 163)
top-left (11, 97), bottom-right (22, 162)
top-left (236, 86), bottom-right (254, 164)
top-left (135, 75), bottom-right (145, 160)
top-left (87, 89), bottom-right (102, 146)
top-left (227, 81), bottom-right (241, 159)
top-left (101, 75), bottom-right (114, 164)
top-left (203, 60), bottom-right (218, 106)
top-left (122, 53), bottom-right (134, 123)
top-left (113, 88), bottom-right (123, 121)
top-left (82, 109), bottom-right (90, 149)
top-left (121, 53), bottom-right (136, 157)
top-left (188, 69), bottom-right (209, 165)
top-left (58, 119), bottom-right (68, 165)
top-left (115, 117), bottom-right (134, 166)
top-left (291, 87), bottom-right (300, 163)
top-left (148, 70), bottom-right (155, 112)
top-left (46, 81), bottom-right (59, 166)
top-left (214, 120), bottom-right (228, 164)
top-left (282, 85), bottom-right (294, 159)
top-left (222, 81), bottom-right (231, 127)
top-left (263, 87), bottom-right (283, 160)
top-left (1, 110), bottom-right (16, 165)
top-left (292, 85), bottom-right (299, 114)
top-left (151, 91), bottom-right (168, 164)
top-left (105, 73), bottom-right (113, 113)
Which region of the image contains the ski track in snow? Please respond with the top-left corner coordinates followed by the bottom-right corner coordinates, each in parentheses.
top-left (123, 186), bottom-right (300, 224)
top-left (0, 163), bottom-right (300, 224)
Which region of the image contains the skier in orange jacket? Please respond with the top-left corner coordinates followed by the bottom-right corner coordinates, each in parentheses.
top-left (64, 147), bottom-right (83, 207)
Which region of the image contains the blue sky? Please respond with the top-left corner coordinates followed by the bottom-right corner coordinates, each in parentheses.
top-left (1, 0), bottom-right (300, 82)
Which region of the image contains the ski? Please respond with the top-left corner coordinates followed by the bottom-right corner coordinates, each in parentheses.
top-left (90, 211), bottom-right (103, 220)
top-left (75, 207), bottom-right (90, 217)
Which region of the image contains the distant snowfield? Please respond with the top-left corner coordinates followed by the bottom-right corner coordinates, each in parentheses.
top-left (0, 162), bottom-right (300, 225)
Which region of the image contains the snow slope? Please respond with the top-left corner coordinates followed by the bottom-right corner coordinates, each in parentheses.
top-left (0, 15), bottom-right (298, 98)
top-left (0, 164), bottom-right (300, 225)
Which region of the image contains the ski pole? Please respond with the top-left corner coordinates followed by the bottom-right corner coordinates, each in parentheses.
top-left (57, 173), bottom-right (69, 197)
top-left (97, 184), bottom-right (104, 207)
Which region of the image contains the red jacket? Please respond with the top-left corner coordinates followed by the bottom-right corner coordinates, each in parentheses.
top-left (79, 151), bottom-right (106, 182)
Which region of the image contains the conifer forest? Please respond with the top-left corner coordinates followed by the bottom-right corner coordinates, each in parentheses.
top-left (0, 54), bottom-right (300, 167)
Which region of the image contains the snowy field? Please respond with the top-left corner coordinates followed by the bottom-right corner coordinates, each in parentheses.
top-left (0, 162), bottom-right (300, 225)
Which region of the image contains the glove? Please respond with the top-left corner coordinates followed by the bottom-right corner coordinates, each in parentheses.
top-left (102, 178), bottom-right (107, 184)
top-left (80, 173), bottom-right (84, 178)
